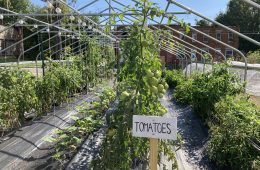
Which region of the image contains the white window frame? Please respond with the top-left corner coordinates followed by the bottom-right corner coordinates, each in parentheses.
top-left (203, 31), bottom-right (209, 43)
top-left (225, 49), bottom-right (233, 58)
top-left (192, 33), bottom-right (197, 42)
top-left (228, 32), bottom-right (234, 42)
top-left (216, 31), bottom-right (221, 41)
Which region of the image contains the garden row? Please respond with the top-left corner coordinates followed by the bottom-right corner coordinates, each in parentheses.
top-left (0, 41), bottom-right (115, 134)
top-left (165, 63), bottom-right (260, 169)
top-left (45, 86), bottom-right (116, 168)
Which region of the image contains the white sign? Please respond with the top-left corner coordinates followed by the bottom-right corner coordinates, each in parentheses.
top-left (132, 115), bottom-right (177, 140)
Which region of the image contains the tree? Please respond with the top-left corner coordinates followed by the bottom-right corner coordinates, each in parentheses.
top-left (215, 0), bottom-right (260, 53)
top-left (195, 19), bottom-right (211, 26)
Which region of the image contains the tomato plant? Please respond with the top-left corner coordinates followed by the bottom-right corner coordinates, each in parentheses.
top-left (92, 1), bottom-right (177, 169)
top-left (0, 68), bottom-right (38, 131)
top-left (208, 95), bottom-right (260, 169)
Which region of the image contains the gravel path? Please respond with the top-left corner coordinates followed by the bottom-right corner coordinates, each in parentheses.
top-left (160, 92), bottom-right (213, 170)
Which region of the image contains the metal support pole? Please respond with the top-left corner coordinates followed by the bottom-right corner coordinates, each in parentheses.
top-left (40, 33), bottom-right (45, 76)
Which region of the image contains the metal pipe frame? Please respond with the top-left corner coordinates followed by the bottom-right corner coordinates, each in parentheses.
top-left (0, 2), bottom-right (116, 62)
top-left (160, 46), bottom-right (185, 70)
top-left (56, 0), bottom-right (118, 40)
top-left (110, 1), bottom-right (217, 62)
top-left (166, 17), bottom-right (248, 81)
top-left (0, 1), bottom-right (116, 52)
top-left (170, 0), bottom-right (260, 46)
top-left (160, 40), bottom-right (196, 75)
top-left (151, 26), bottom-right (213, 63)
top-left (160, 36), bottom-right (206, 72)
top-left (108, 1), bottom-right (214, 71)
top-left (240, 0), bottom-right (260, 9)
top-left (127, 0), bottom-right (252, 81)
top-left (0, 12), bottom-right (187, 17)
top-left (160, 44), bottom-right (189, 75)
top-left (106, 1), bottom-right (207, 74)
top-left (17, 34), bottom-right (60, 64)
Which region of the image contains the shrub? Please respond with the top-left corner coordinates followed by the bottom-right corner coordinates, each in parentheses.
top-left (164, 69), bottom-right (185, 89)
top-left (173, 78), bottom-right (193, 104)
top-left (173, 63), bottom-right (244, 119)
top-left (247, 50), bottom-right (260, 64)
top-left (36, 63), bottom-right (82, 113)
top-left (192, 63), bottom-right (244, 118)
top-left (0, 68), bottom-right (38, 130)
top-left (208, 95), bottom-right (260, 169)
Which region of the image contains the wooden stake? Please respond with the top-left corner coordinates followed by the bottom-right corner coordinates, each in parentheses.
top-left (149, 138), bottom-right (158, 170)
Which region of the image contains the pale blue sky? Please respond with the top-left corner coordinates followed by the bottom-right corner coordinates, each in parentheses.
top-left (31, 0), bottom-right (229, 25)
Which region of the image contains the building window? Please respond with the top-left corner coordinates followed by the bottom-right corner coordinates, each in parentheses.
top-left (203, 31), bottom-right (209, 43)
top-left (228, 32), bottom-right (234, 42)
top-left (179, 30), bottom-right (185, 40)
top-left (192, 33), bottom-right (197, 42)
top-left (225, 49), bottom-right (233, 58)
top-left (216, 32), bottom-right (221, 41)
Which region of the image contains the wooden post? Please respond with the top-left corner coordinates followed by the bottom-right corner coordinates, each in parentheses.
top-left (150, 138), bottom-right (158, 170)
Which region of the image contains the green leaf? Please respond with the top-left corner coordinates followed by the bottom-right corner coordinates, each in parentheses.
top-left (43, 136), bottom-right (56, 143)
top-left (119, 14), bottom-right (124, 21)
top-left (141, 41), bottom-right (149, 47)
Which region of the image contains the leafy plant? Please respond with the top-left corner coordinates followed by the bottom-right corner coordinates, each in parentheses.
top-left (164, 69), bottom-right (185, 89)
top-left (208, 95), bottom-right (260, 169)
top-left (45, 87), bottom-right (116, 168)
top-left (92, 1), bottom-right (177, 169)
top-left (173, 62), bottom-right (244, 119)
top-left (0, 68), bottom-right (38, 131)
top-left (247, 50), bottom-right (260, 64)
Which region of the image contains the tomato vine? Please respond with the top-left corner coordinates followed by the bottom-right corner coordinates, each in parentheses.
top-left (92, 1), bottom-right (177, 169)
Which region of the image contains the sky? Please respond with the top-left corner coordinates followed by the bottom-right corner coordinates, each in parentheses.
top-left (31, 0), bottom-right (230, 25)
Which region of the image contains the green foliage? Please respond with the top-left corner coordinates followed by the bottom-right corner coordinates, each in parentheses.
top-left (46, 87), bottom-right (116, 168)
top-left (195, 19), bottom-right (211, 26)
top-left (172, 62), bottom-right (258, 169)
top-left (0, 68), bottom-right (38, 130)
top-left (36, 61), bottom-right (82, 112)
top-left (215, 0), bottom-right (260, 53)
top-left (173, 78), bottom-right (193, 104)
top-left (164, 69), bottom-right (185, 89)
top-left (92, 1), bottom-right (177, 169)
top-left (173, 63), bottom-right (244, 118)
top-left (208, 95), bottom-right (260, 169)
top-left (191, 63), bottom-right (244, 118)
top-left (0, 35), bottom-right (116, 132)
top-left (247, 50), bottom-right (260, 64)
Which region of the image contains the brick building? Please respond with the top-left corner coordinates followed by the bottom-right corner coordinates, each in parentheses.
top-left (159, 25), bottom-right (239, 68)
top-left (0, 19), bottom-right (23, 58)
